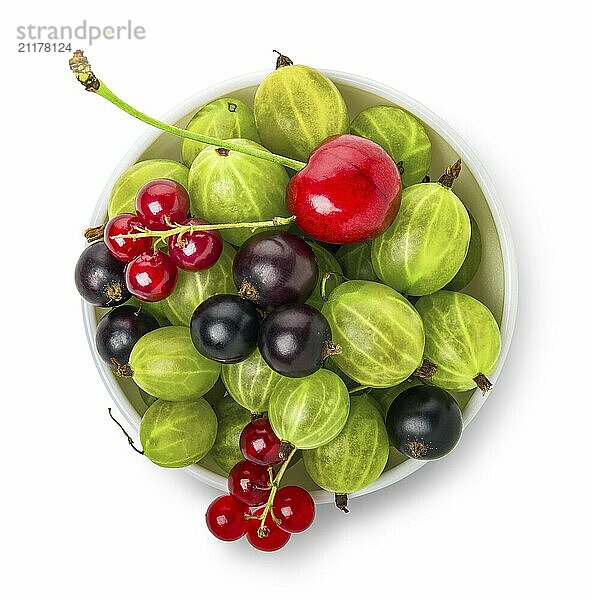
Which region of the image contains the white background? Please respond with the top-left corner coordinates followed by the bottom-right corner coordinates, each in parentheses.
top-left (3, 1), bottom-right (590, 598)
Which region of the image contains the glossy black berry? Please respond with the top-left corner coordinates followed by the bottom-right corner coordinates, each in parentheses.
top-left (258, 303), bottom-right (340, 378)
top-left (385, 385), bottom-right (463, 460)
top-left (233, 232), bottom-right (318, 310)
top-left (95, 305), bottom-right (159, 372)
top-left (190, 294), bottom-right (261, 364)
top-left (75, 241), bottom-right (131, 307)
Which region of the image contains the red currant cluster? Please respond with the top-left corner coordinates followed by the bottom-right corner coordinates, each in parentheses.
top-left (206, 417), bottom-right (315, 552)
top-left (103, 178), bottom-right (223, 301)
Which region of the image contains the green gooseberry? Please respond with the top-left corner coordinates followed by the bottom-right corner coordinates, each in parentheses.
top-left (303, 393), bottom-right (389, 510)
top-left (161, 243), bottom-right (235, 327)
top-left (187, 139), bottom-right (290, 246)
top-left (415, 290), bottom-right (501, 393)
top-left (253, 54), bottom-right (349, 162)
top-left (335, 242), bottom-right (379, 283)
top-left (322, 281), bottom-right (425, 388)
top-left (221, 348), bottom-right (284, 413)
top-left (371, 166), bottom-right (471, 296)
top-left (324, 357), bottom-right (360, 390)
top-left (108, 159), bottom-right (189, 218)
top-left (350, 105), bottom-right (432, 187)
top-left (306, 242), bottom-right (342, 311)
top-left (181, 97), bottom-right (260, 167)
top-left (208, 395), bottom-right (251, 474)
top-left (128, 326), bottom-right (221, 401)
top-left (140, 398), bottom-right (217, 468)
top-left (445, 211), bottom-right (482, 291)
top-left (202, 377), bottom-right (228, 406)
top-left (139, 387), bottom-right (157, 408)
top-left (268, 369), bottom-right (350, 450)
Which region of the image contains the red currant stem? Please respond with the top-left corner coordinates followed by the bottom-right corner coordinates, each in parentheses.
top-left (111, 215), bottom-right (296, 242)
top-left (69, 51), bottom-right (307, 172)
top-left (256, 447), bottom-right (297, 538)
top-left (107, 408), bottom-right (144, 455)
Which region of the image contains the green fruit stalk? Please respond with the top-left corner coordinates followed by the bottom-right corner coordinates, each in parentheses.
top-left (303, 393), bottom-right (389, 512)
top-left (306, 241), bottom-right (343, 310)
top-left (372, 160), bottom-right (470, 296)
top-left (140, 398), bottom-right (218, 467)
top-left (182, 97), bottom-right (260, 167)
top-left (350, 105), bottom-right (432, 187)
top-left (221, 348), bottom-right (284, 413)
top-left (335, 242), bottom-right (379, 282)
top-left (322, 281), bottom-right (425, 388)
top-left (415, 290), bottom-right (501, 393)
top-left (253, 52), bottom-right (349, 162)
top-left (208, 395), bottom-right (251, 474)
top-left (268, 369), bottom-right (350, 450)
top-left (445, 211), bottom-right (482, 291)
top-left (161, 243), bottom-right (235, 327)
top-left (127, 326), bottom-right (221, 401)
top-left (108, 159), bottom-right (189, 218)
top-left (187, 139), bottom-right (291, 246)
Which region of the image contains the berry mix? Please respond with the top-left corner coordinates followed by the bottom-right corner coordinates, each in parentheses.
top-left (72, 50), bottom-right (502, 552)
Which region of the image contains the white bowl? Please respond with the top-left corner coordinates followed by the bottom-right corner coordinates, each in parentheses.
top-left (83, 70), bottom-right (518, 504)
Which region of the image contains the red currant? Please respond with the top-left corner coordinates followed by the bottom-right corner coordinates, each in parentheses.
top-left (274, 486), bottom-right (315, 533)
top-left (135, 179), bottom-right (190, 231)
top-left (240, 418), bottom-right (282, 466)
top-left (103, 213), bottom-right (151, 262)
top-left (205, 495), bottom-right (248, 542)
top-left (125, 250), bottom-right (178, 301)
top-left (246, 507), bottom-right (291, 552)
top-left (227, 460), bottom-right (271, 507)
top-left (168, 218), bottom-right (223, 271)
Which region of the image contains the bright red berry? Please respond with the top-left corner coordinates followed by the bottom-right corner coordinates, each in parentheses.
top-left (168, 218), bottom-right (223, 271)
top-left (287, 134), bottom-right (401, 244)
top-left (125, 250), bottom-right (178, 301)
top-left (103, 213), bottom-right (151, 262)
top-left (246, 507), bottom-right (291, 552)
top-left (240, 418), bottom-right (282, 466)
top-left (136, 179), bottom-right (190, 231)
top-left (205, 495), bottom-right (248, 542)
top-left (274, 486), bottom-right (315, 533)
top-left (227, 460), bottom-right (271, 507)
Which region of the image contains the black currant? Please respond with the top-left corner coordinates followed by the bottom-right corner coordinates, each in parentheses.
top-left (75, 241), bottom-right (131, 307)
top-left (385, 385), bottom-right (463, 460)
top-left (258, 303), bottom-right (341, 378)
top-left (95, 305), bottom-right (159, 373)
top-left (190, 294), bottom-right (261, 364)
top-left (233, 232), bottom-right (318, 310)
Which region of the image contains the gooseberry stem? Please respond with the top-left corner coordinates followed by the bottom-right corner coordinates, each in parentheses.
top-left (256, 446), bottom-right (297, 537)
top-left (438, 159), bottom-right (462, 189)
top-left (320, 271), bottom-right (348, 301)
top-left (113, 215), bottom-right (296, 244)
top-left (107, 408), bottom-right (144, 455)
top-left (349, 385), bottom-right (371, 394)
top-left (69, 51), bottom-right (307, 172)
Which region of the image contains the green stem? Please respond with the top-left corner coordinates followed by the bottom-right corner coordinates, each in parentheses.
top-left (69, 51), bottom-right (306, 171)
top-left (97, 83), bottom-right (306, 171)
top-left (349, 385), bottom-right (371, 395)
top-left (257, 447), bottom-right (297, 537)
top-left (113, 215), bottom-right (296, 243)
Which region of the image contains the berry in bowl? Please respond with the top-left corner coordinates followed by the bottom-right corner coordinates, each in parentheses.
top-left (72, 50), bottom-right (516, 552)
